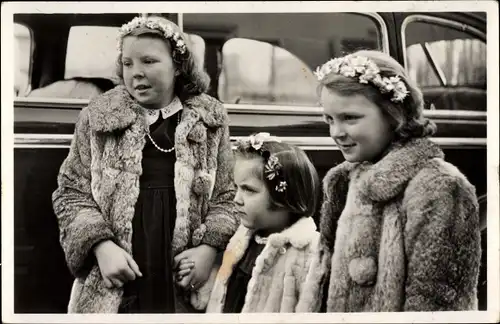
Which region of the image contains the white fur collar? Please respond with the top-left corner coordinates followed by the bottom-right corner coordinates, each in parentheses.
top-left (222, 216), bottom-right (318, 275)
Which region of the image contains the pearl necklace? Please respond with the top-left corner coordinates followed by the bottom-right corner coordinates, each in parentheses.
top-left (146, 112), bottom-right (181, 153)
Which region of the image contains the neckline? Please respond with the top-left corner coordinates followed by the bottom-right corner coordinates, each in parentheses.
top-left (143, 96), bottom-right (183, 126)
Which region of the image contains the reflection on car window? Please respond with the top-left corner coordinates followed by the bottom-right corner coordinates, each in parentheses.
top-left (404, 19), bottom-right (486, 111)
top-left (14, 23), bottom-right (31, 97)
top-left (65, 26), bottom-right (120, 82)
top-left (219, 38), bottom-right (318, 105)
top-left (184, 13), bottom-right (383, 106)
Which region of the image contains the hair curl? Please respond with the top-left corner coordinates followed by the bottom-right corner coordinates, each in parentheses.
top-left (318, 50), bottom-right (436, 141)
top-left (115, 16), bottom-right (210, 101)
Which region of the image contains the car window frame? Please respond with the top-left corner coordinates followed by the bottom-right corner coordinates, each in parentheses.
top-left (178, 12), bottom-right (390, 108)
top-left (401, 14), bottom-right (486, 90)
top-left (14, 22), bottom-right (34, 97)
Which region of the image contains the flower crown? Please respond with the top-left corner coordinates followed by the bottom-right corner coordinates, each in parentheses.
top-left (117, 16), bottom-right (188, 55)
top-left (314, 55), bottom-right (409, 102)
top-left (239, 132), bottom-right (288, 193)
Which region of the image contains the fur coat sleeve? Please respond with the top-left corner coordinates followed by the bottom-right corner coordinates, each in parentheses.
top-left (402, 161), bottom-right (480, 311)
top-left (52, 107), bottom-right (114, 278)
top-left (199, 118), bottom-right (240, 250)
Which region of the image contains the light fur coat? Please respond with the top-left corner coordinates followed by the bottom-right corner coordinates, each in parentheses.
top-left (296, 138), bottom-right (481, 312)
top-left (52, 86), bottom-right (241, 313)
top-left (191, 217), bottom-right (320, 313)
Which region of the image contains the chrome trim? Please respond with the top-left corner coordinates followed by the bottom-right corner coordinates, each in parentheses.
top-left (401, 14), bottom-right (486, 71)
top-left (178, 12), bottom-right (183, 31)
top-left (362, 12), bottom-right (390, 54)
top-left (14, 98), bottom-right (486, 120)
top-left (15, 134), bottom-right (487, 150)
top-left (178, 12), bottom-right (389, 54)
top-left (423, 42), bottom-right (448, 86)
top-left (14, 97), bottom-right (89, 109)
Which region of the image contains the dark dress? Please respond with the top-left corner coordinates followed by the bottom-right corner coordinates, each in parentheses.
top-left (222, 234), bottom-right (266, 313)
top-left (119, 111), bottom-right (180, 313)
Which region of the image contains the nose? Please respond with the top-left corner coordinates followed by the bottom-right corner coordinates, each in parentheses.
top-left (132, 65), bottom-right (145, 79)
top-left (233, 189), bottom-right (243, 206)
top-left (329, 123), bottom-right (346, 140)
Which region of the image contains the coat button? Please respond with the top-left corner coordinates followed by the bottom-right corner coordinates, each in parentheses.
top-left (348, 256), bottom-right (377, 286)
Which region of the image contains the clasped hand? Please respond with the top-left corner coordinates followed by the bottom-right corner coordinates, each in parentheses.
top-left (173, 244), bottom-right (218, 291)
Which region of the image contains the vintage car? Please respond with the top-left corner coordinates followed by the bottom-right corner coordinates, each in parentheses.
top-left (13, 11), bottom-right (487, 313)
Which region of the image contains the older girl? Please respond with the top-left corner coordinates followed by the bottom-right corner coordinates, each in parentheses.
top-left (297, 50), bottom-right (481, 312)
top-left (52, 15), bottom-right (240, 313)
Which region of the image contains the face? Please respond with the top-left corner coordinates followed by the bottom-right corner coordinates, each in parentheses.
top-left (321, 87), bottom-right (394, 163)
top-left (233, 158), bottom-right (290, 232)
top-left (121, 36), bottom-right (177, 109)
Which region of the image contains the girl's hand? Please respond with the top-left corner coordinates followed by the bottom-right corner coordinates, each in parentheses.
top-left (173, 244), bottom-right (217, 290)
top-left (175, 258), bottom-right (195, 282)
top-left (93, 240), bottom-right (142, 289)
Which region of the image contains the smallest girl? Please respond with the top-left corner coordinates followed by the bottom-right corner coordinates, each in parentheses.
top-left (180, 132), bottom-right (321, 313)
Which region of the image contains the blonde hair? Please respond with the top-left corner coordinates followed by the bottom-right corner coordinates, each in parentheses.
top-left (318, 50), bottom-right (436, 141)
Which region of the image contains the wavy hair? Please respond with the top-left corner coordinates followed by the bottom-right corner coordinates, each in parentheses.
top-left (115, 15), bottom-right (210, 101)
top-left (317, 50), bottom-right (436, 141)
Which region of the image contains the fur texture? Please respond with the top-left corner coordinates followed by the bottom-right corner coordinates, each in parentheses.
top-left (296, 138), bottom-right (481, 312)
top-left (52, 86), bottom-right (241, 313)
top-left (191, 217), bottom-right (319, 313)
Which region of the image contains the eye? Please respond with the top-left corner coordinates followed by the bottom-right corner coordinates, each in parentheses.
top-left (342, 114), bottom-right (361, 122)
top-left (143, 58), bottom-right (157, 64)
top-left (122, 61), bottom-right (132, 67)
top-left (322, 114), bottom-right (334, 124)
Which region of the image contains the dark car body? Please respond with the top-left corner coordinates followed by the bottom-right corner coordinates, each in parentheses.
top-left (13, 11), bottom-right (487, 313)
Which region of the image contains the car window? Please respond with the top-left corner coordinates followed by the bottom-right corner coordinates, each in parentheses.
top-left (404, 17), bottom-right (486, 111)
top-left (65, 26), bottom-right (120, 82)
top-left (14, 23), bottom-right (32, 97)
top-left (183, 13), bottom-right (384, 106)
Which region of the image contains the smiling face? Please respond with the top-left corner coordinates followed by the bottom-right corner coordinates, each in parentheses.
top-left (121, 35), bottom-right (177, 109)
top-left (321, 87), bottom-right (394, 163)
top-left (233, 157), bottom-right (290, 232)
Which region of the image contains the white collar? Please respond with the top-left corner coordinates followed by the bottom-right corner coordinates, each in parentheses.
top-left (143, 96), bottom-right (183, 126)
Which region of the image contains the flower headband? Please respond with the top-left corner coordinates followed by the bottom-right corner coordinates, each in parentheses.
top-left (240, 132), bottom-right (288, 193)
top-left (314, 55), bottom-right (409, 102)
top-left (117, 16), bottom-right (187, 55)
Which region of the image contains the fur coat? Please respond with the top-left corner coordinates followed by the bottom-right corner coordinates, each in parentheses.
top-left (191, 217), bottom-right (320, 313)
top-left (296, 138), bottom-right (480, 312)
top-left (52, 85), bottom-right (241, 313)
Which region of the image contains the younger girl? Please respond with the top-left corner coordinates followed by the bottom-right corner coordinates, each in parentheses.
top-left (52, 15), bottom-right (240, 313)
top-left (183, 132), bottom-right (321, 312)
top-left (296, 50), bottom-right (481, 312)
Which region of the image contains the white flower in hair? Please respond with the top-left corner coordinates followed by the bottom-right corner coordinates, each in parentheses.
top-left (117, 16), bottom-right (187, 55)
top-left (314, 54), bottom-right (409, 103)
top-left (248, 132), bottom-right (281, 151)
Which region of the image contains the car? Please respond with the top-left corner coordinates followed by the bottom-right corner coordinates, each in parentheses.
top-left (13, 11), bottom-right (487, 313)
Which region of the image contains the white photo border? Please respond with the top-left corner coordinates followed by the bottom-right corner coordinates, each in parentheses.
top-left (2, 1), bottom-right (499, 323)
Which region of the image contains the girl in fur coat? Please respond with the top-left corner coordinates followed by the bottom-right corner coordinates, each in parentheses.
top-left (51, 15), bottom-right (240, 313)
top-left (296, 50), bottom-right (481, 312)
top-left (180, 133), bottom-right (320, 312)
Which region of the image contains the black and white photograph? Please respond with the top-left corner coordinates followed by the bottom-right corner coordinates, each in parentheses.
top-left (2, 1), bottom-right (499, 323)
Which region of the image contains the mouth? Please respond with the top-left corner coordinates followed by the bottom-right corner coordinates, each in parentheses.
top-left (134, 84), bottom-right (151, 91)
top-left (337, 143), bottom-right (356, 149)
